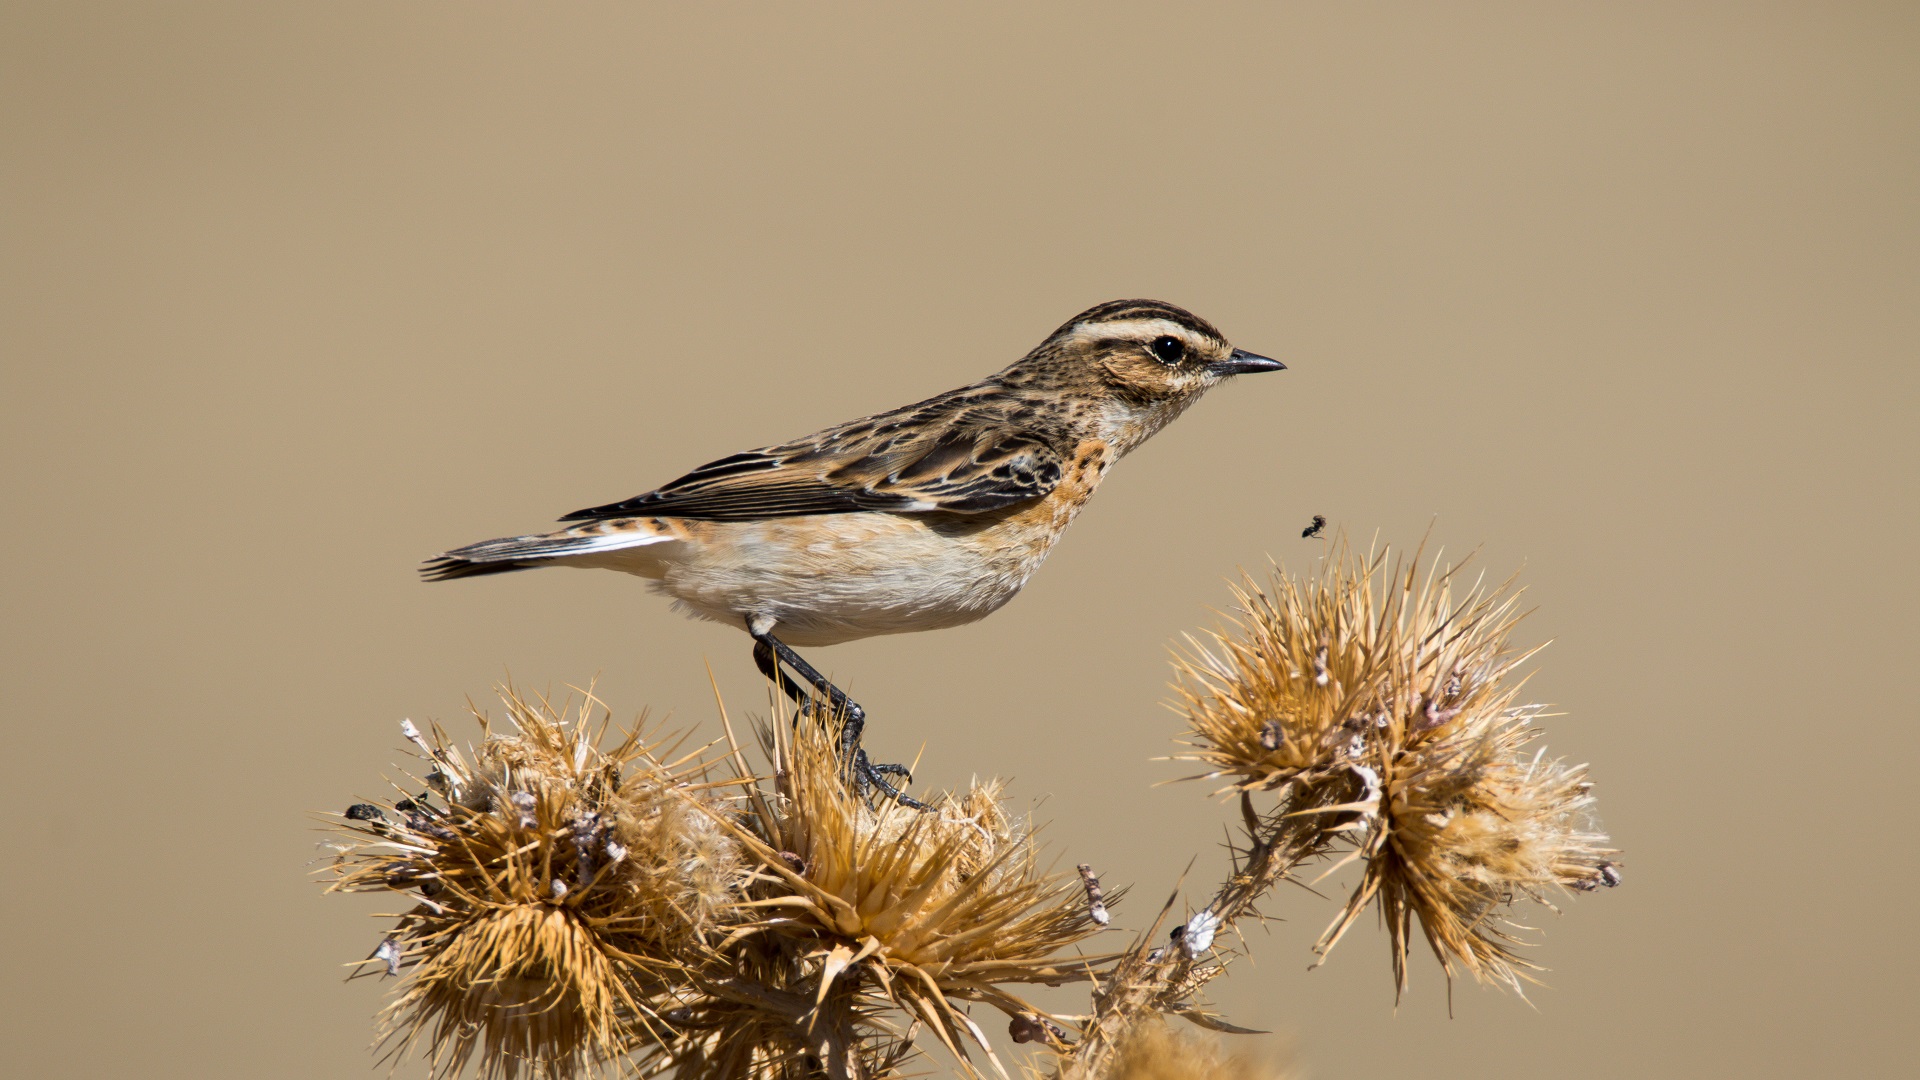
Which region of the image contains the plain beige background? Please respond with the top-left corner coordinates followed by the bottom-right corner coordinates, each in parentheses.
top-left (3, 3), bottom-right (1915, 1077)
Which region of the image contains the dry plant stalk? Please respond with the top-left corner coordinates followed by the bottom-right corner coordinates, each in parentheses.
top-left (320, 538), bottom-right (1618, 1080)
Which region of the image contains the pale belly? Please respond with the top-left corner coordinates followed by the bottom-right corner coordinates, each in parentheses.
top-left (644, 511), bottom-right (1062, 646)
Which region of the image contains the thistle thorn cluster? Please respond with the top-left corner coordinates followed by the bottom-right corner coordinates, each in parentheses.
top-left (322, 686), bottom-right (1114, 1080)
top-left (1170, 540), bottom-right (1620, 998)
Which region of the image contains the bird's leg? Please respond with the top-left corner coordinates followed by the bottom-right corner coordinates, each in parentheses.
top-left (749, 628), bottom-right (926, 811)
top-left (751, 636), bottom-right (816, 712)
top-left (750, 632), bottom-right (864, 730)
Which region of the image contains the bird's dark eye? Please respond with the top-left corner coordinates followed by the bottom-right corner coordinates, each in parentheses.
top-left (1148, 335), bottom-right (1184, 364)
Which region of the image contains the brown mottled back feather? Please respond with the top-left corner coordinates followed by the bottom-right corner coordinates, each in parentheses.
top-left (560, 299), bottom-right (1220, 525)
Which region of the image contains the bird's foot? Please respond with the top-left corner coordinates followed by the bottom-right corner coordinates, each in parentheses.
top-left (751, 630), bottom-right (927, 810)
top-left (852, 750), bottom-right (929, 811)
top-left (780, 695), bottom-right (926, 810)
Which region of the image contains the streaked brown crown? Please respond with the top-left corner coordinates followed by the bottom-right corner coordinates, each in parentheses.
top-left (1043, 299), bottom-right (1227, 347)
top-left (996, 299), bottom-right (1239, 405)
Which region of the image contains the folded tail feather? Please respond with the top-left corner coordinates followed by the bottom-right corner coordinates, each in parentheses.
top-left (421, 525), bottom-right (673, 582)
top-left (421, 556), bottom-right (533, 581)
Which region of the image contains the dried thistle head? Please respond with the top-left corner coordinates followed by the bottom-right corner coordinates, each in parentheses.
top-left (1174, 540), bottom-right (1619, 997)
top-left (1173, 542), bottom-right (1527, 792)
top-left (703, 708), bottom-right (1114, 1076)
top-left (1173, 547), bottom-right (1398, 791)
top-left (323, 685), bottom-right (741, 1079)
top-left (1350, 712), bottom-right (1616, 994)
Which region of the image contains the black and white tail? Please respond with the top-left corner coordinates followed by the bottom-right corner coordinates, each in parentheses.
top-left (421, 522), bottom-right (676, 582)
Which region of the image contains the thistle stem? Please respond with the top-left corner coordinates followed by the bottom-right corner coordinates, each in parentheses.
top-left (1057, 788), bottom-right (1341, 1079)
top-left (808, 977), bottom-right (867, 1080)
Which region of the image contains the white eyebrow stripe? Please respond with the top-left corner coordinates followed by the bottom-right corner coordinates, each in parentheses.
top-left (1063, 317), bottom-right (1206, 346)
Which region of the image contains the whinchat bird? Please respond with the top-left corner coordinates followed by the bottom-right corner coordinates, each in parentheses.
top-left (425, 299), bottom-right (1285, 803)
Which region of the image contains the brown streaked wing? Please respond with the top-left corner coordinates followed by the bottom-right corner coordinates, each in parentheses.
top-left (560, 425), bottom-right (1064, 522)
top-left (838, 428), bottom-right (1065, 513)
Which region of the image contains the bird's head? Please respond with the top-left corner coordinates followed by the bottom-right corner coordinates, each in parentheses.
top-left (1004, 299), bottom-right (1284, 445)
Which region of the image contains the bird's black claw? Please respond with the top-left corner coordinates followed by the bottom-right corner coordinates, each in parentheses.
top-left (853, 750), bottom-right (930, 811)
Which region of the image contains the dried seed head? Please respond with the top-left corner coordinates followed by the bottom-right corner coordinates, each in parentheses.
top-left (1318, 711), bottom-right (1617, 998)
top-left (1175, 539), bottom-right (1619, 999)
top-left (714, 712), bottom-right (1114, 1070)
top-left (1171, 547), bottom-right (1417, 792)
top-left (1205, 542), bottom-right (1627, 999)
top-left (323, 685), bottom-right (742, 1079)
top-left (741, 716), bottom-right (1104, 970)
top-left (1174, 540), bottom-right (1528, 792)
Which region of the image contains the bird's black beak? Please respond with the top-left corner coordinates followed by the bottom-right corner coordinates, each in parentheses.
top-left (1209, 348), bottom-right (1286, 376)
